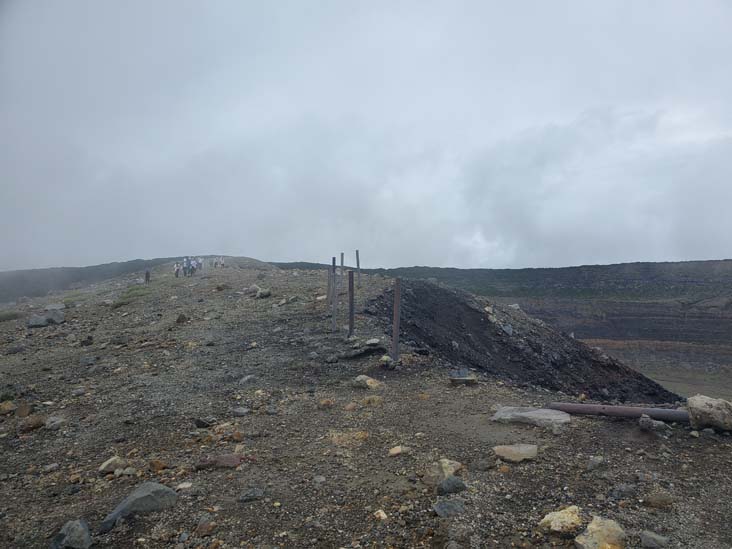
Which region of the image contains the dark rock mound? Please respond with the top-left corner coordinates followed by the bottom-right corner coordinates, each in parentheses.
top-left (369, 280), bottom-right (677, 403)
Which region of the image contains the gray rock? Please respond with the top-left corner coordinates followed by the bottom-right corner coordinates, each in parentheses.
top-left (587, 455), bottom-right (604, 471)
top-left (238, 487), bottom-right (265, 502)
top-left (46, 310), bottom-right (65, 324)
top-left (640, 530), bottom-right (669, 548)
top-left (50, 519), bottom-right (92, 549)
top-left (71, 388), bottom-right (85, 397)
top-left (491, 406), bottom-right (571, 429)
top-left (493, 444), bottom-right (537, 463)
top-left (433, 499), bottom-right (465, 517)
top-left (448, 369), bottom-right (478, 386)
top-left (98, 482), bottom-right (178, 533)
top-left (232, 407), bottom-right (251, 417)
top-left (45, 303), bottom-right (66, 311)
top-left (79, 357), bottom-right (96, 367)
top-left (501, 324), bottom-right (514, 336)
top-left (255, 288), bottom-right (271, 299)
top-left (687, 394), bottom-right (732, 431)
top-left (28, 314), bottom-right (50, 328)
top-left (45, 416), bottom-right (67, 431)
top-left (238, 375), bottom-right (257, 385)
top-left (437, 476), bottom-right (467, 495)
top-left (639, 414), bottom-right (671, 433)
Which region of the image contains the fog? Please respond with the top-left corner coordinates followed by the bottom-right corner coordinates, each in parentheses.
top-left (2, 1), bottom-right (731, 271)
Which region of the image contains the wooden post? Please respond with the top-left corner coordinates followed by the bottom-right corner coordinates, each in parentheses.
top-left (348, 270), bottom-right (355, 337)
top-left (391, 277), bottom-right (401, 361)
top-left (331, 257), bottom-right (337, 332)
top-left (356, 249), bottom-right (361, 288)
top-left (340, 252), bottom-right (344, 294)
top-left (326, 259), bottom-right (332, 308)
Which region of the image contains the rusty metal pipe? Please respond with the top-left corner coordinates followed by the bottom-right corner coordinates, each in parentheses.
top-left (548, 402), bottom-right (689, 423)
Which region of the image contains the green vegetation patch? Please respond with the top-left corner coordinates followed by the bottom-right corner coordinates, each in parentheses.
top-left (0, 310), bottom-right (21, 322)
top-left (111, 285), bottom-right (152, 309)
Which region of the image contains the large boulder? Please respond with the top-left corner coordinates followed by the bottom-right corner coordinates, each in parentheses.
top-left (687, 395), bottom-right (732, 431)
top-left (98, 482), bottom-right (178, 533)
top-left (491, 406), bottom-right (571, 429)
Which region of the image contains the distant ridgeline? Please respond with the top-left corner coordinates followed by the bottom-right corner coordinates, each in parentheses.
top-left (0, 258), bottom-right (176, 302)
top-left (276, 259), bottom-right (732, 345)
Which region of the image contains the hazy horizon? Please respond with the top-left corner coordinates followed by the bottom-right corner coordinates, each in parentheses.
top-left (3, 1), bottom-right (732, 271)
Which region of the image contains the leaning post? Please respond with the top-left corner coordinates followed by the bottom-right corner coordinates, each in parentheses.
top-left (348, 270), bottom-right (355, 337)
top-left (391, 277), bottom-right (401, 362)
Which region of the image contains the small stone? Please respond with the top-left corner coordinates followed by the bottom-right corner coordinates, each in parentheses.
top-left (538, 505), bottom-right (582, 534)
top-left (43, 463), bottom-right (60, 473)
top-left (195, 454), bottom-right (246, 470)
top-left (325, 355), bottom-right (339, 364)
top-left (574, 516), bottom-right (626, 549)
top-left (378, 355), bottom-right (394, 368)
top-left (388, 445), bottom-right (412, 457)
top-left (313, 475), bottom-right (326, 484)
top-left (255, 288), bottom-right (271, 299)
top-left (437, 476), bottom-right (467, 495)
top-left (121, 467), bottom-right (136, 476)
top-left (353, 375), bottom-right (382, 390)
top-left (175, 482), bottom-right (193, 491)
top-left (15, 401), bottom-right (33, 418)
top-left (0, 401), bottom-right (17, 415)
top-left (232, 407), bottom-right (251, 417)
top-left (344, 402), bottom-right (358, 411)
top-left (373, 509), bottom-right (388, 521)
top-left (690, 430), bottom-right (700, 438)
top-left (194, 417), bottom-right (216, 428)
top-left (424, 459), bottom-right (463, 486)
top-left (50, 519), bottom-right (92, 549)
top-left (501, 324), bottom-right (513, 336)
top-left (45, 416), bottom-right (67, 431)
top-left (19, 414), bottom-right (46, 432)
top-left (365, 338), bottom-right (380, 346)
top-left (99, 456), bottom-right (128, 475)
top-left (148, 459), bottom-right (168, 473)
top-left (640, 530), bottom-right (669, 548)
top-left (318, 399), bottom-right (335, 409)
top-left (639, 414), bottom-right (671, 433)
top-left (433, 499), bottom-right (465, 518)
top-left (71, 388), bottom-right (86, 397)
top-left (493, 444), bottom-right (538, 463)
top-left (238, 374), bottom-right (257, 385)
top-left (176, 314), bottom-right (189, 324)
top-left (448, 369), bottom-right (478, 386)
top-left (239, 487), bottom-right (265, 502)
top-left (587, 456), bottom-right (604, 471)
top-left (644, 490), bottom-right (674, 509)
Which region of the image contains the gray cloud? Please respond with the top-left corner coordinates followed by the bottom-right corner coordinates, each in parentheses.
top-left (2, 1), bottom-right (732, 270)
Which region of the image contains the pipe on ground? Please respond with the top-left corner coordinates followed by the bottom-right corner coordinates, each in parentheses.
top-left (548, 402), bottom-right (689, 423)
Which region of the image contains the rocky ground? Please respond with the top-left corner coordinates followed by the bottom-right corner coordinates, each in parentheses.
top-left (1, 260), bottom-right (731, 548)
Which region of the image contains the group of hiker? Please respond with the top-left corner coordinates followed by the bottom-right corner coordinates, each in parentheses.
top-left (173, 256), bottom-right (230, 278)
top-left (174, 257), bottom-right (204, 278)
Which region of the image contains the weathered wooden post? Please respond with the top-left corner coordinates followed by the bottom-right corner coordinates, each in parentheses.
top-left (348, 270), bottom-right (355, 337)
top-left (391, 277), bottom-right (401, 361)
top-left (356, 249), bottom-right (361, 288)
top-left (331, 257), bottom-right (337, 333)
top-left (340, 252), bottom-right (344, 294)
top-left (326, 259), bottom-right (332, 308)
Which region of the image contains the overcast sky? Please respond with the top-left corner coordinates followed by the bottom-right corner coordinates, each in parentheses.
top-left (2, 1), bottom-right (732, 271)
